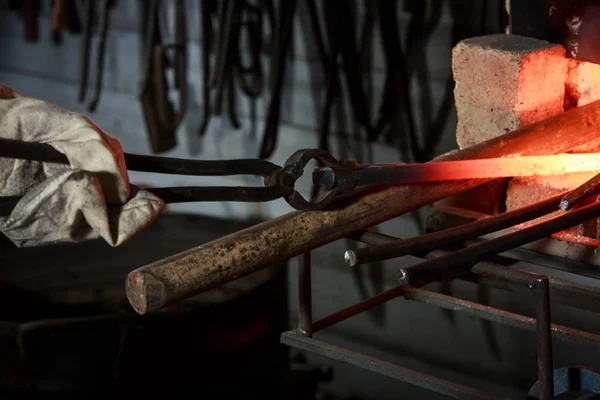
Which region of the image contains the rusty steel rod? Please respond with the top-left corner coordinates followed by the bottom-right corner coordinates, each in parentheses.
top-left (534, 277), bottom-right (554, 400)
top-left (298, 251), bottom-right (313, 337)
top-left (125, 99), bottom-right (600, 314)
top-left (281, 331), bottom-right (509, 400)
top-left (402, 287), bottom-right (600, 350)
top-left (317, 230), bottom-right (600, 335)
top-left (560, 171), bottom-right (600, 210)
top-left (344, 191), bottom-right (568, 267)
top-left (346, 230), bottom-right (600, 315)
top-left (397, 199), bottom-right (600, 287)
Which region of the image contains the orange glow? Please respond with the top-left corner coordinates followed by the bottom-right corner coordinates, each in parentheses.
top-left (565, 59), bottom-right (600, 109)
top-left (370, 153), bottom-right (600, 184)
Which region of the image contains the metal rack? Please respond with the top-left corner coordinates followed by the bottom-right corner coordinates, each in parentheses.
top-left (280, 226), bottom-right (600, 400)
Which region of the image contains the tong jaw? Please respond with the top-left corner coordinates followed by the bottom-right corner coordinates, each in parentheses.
top-left (269, 149), bottom-right (355, 211)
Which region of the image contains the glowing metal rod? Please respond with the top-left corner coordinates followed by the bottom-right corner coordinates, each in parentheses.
top-left (317, 153), bottom-right (600, 188)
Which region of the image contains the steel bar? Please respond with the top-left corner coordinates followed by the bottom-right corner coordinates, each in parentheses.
top-left (326, 153), bottom-right (600, 188)
top-left (534, 278), bottom-right (554, 400)
top-left (397, 200), bottom-right (600, 287)
top-left (125, 99), bottom-right (600, 314)
top-left (312, 279), bottom-right (600, 351)
top-left (328, 231), bottom-right (552, 332)
top-left (345, 191), bottom-right (567, 267)
top-left (463, 269), bottom-right (600, 315)
top-left (403, 287), bottom-right (600, 350)
top-left (429, 203), bottom-right (600, 279)
top-left (280, 331), bottom-right (509, 400)
top-left (347, 230), bottom-right (600, 315)
top-left (560, 172), bottom-right (600, 210)
top-left (0, 137), bottom-right (280, 177)
top-left (298, 251), bottom-right (313, 337)
top-left (312, 285), bottom-right (405, 333)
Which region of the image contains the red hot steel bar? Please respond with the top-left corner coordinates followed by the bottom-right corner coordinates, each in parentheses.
top-left (126, 99), bottom-right (600, 315)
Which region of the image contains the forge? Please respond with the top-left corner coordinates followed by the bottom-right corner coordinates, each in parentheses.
top-left (433, 26), bottom-right (600, 267)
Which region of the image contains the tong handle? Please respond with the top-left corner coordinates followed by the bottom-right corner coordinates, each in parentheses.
top-left (0, 139), bottom-right (358, 212)
top-left (0, 138), bottom-right (281, 178)
top-left (0, 138), bottom-right (290, 217)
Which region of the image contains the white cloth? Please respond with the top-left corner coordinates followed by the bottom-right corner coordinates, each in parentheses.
top-left (0, 84), bottom-right (165, 247)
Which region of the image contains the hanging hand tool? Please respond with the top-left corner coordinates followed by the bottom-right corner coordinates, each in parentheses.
top-left (153, 0), bottom-right (188, 132)
top-left (373, 0), bottom-right (422, 162)
top-left (210, 0), bottom-right (240, 128)
top-left (302, 0), bottom-right (328, 84)
top-left (234, 2), bottom-right (264, 98)
top-left (51, 0), bottom-right (68, 43)
top-left (258, 0), bottom-right (297, 159)
top-left (327, 0), bottom-right (372, 138)
top-left (77, 0), bottom-right (111, 112)
top-left (197, 0), bottom-right (217, 136)
top-left (199, 0), bottom-right (266, 135)
top-left (139, 0), bottom-right (187, 153)
top-left (218, 0), bottom-right (266, 128)
top-left (78, 0), bottom-right (93, 102)
top-left (404, 0), bottom-right (443, 160)
top-left (307, 0), bottom-right (375, 153)
top-left (311, 0), bottom-right (339, 153)
top-left (51, 0), bottom-right (81, 42)
top-left (139, 0), bottom-right (174, 153)
top-left (209, 0), bottom-right (239, 93)
top-left (19, 0), bottom-right (40, 42)
top-left (359, 0), bottom-right (376, 111)
top-left (209, 0), bottom-right (230, 121)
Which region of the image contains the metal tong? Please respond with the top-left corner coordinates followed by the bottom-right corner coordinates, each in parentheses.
top-left (258, 0), bottom-right (297, 159)
top-left (0, 139), bottom-right (354, 216)
top-left (139, 0), bottom-right (188, 153)
top-left (198, 0), bottom-right (270, 138)
top-left (77, 0), bottom-right (111, 112)
top-left (6, 137), bottom-right (600, 215)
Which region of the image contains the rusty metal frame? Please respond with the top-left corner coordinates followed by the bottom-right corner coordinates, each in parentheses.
top-left (281, 232), bottom-right (600, 400)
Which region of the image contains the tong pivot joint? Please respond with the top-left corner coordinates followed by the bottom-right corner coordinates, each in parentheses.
top-left (277, 149), bottom-right (355, 211)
